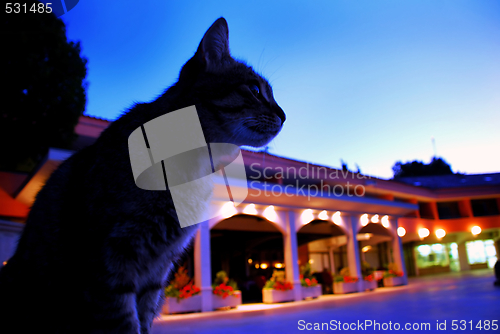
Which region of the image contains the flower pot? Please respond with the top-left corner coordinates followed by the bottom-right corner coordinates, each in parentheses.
top-left (212, 290), bottom-right (242, 309)
top-left (333, 282), bottom-right (358, 294)
top-left (262, 288), bottom-right (295, 303)
top-left (383, 276), bottom-right (405, 287)
top-left (301, 285), bottom-right (322, 299)
top-left (162, 294), bottom-right (202, 314)
top-left (363, 280), bottom-right (377, 291)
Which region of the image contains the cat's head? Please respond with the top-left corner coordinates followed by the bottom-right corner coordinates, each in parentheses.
top-left (176, 18), bottom-right (285, 148)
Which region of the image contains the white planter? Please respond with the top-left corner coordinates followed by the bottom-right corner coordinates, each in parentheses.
top-left (333, 282), bottom-right (358, 294)
top-left (383, 276), bottom-right (405, 287)
top-left (301, 285), bottom-right (322, 299)
top-left (363, 280), bottom-right (377, 291)
top-left (162, 294), bottom-right (202, 314)
top-left (262, 288), bottom-right (295, 303)
top-left (212, 290), bottom-right (242, 309)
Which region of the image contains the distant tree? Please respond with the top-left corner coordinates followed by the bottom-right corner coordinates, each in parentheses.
top-left (0, 2), bottom-right (87, 172)
top-left (355, 163), bottom-right (361, 174)
top-left (392, 157), bottom-right (454, 178)
top-left (341, 159), bottom-right (348, 172)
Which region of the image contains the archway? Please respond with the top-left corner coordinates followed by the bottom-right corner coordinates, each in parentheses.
top-left (358, 223), bottom-right (393, 276)
top-left (297, 219), bottom-right (347, 293)
top-left (210, 214), bottom-right (284, 303)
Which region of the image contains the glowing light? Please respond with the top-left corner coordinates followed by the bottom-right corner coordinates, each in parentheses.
top-left (418, 228), bottom-right (430, 239)
top-left (471, 226), bottom-right (482, 236)
top-left (263, 205), bottom-right (277, 222)
top-left (360, 214), bottom-right (369, 226)
top-left (418, 244), bottom-right (431, 256)
top-left (435, 229), bottom-right (446, 239)
top-left (431, 244), bottom-right (443, 252)
top-left (309, 259), bottom-right (314, 264)
top-left (274, 263), bottom-right (283, 269)
top-left (243, 203), bottom-right (258, 215)
top-left (362, 245), bottom-right (372, 253)
top-left (301, 209), bottom-right (314, 224)
top-left (255, 263), bottom-right (260, 269)
top-left (248, 259), bottom-right (253, 264)
top-left (397, 227), bottom-right (406, 237)
top-left (381, 215), bottom-right (390, 228)
top-left (2, 261), bottom-right (6, 266)
top-left (332, 211), bottom-right (342, 225)
top-left (318, 210), bottom-right (329, 220)
top-left (260, 263), bottom-right (268, 269)
top-left (220, 201), bottom-right (237, 219)
top-left (371, 214), bottom-right (379, 223)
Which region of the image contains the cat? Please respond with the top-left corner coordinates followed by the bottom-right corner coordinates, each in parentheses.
top-left (0, 17), bottom-right (285, 334)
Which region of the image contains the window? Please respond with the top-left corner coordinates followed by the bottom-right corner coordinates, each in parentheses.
top-left (418, 202), bottom-right (435, 219)
top-left (436, 201), bottom-right (461, 219)
top-left (416, 244), bottom-right (449, 268)
top-left (466, 240), bottom-right (497, 268)
top-left (471, 199), bottom-right (499, 217)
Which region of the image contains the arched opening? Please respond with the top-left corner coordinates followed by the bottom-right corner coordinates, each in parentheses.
top-left (358, 223), bottom-right (393, 276)
top-left (210, 214), bottom-right (284, 303)
top-left (297, 219), bottom-right (346, 293)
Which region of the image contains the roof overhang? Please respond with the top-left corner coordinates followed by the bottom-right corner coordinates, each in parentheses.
top-left (15, 148), bottom-right (74, 207)
top-left (213, 177), bottom-right (418, 217)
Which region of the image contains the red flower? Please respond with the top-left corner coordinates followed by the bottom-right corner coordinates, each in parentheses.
top-left (274, 281), bottom-right (293, 291)
top-left (213, 283), bottom-right (234, 299)
top-left (178, 283), bottom-right (200, 299)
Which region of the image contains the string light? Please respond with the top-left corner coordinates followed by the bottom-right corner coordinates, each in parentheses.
top-left (332, 211), bottom-right (342, 225)
top-left (318, 210), bottom-right (329, 220)
top-left (418, 228), bottom-right (430, 239)
top-left (263, 205), bottom-right (277, 222)
top-left (360, 214), bottom-right (369, 226)
top-left (243, 203), bottom-right (257, 215)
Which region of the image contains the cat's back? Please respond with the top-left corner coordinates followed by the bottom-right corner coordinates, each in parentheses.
top-left (0, 145), bottom-right (102, 332)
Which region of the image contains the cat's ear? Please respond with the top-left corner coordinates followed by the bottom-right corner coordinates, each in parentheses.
top-left (196, 17), bottom-right (230, 70)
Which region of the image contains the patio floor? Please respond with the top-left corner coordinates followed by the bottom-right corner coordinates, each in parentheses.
top-left (152, 269), bottom-right (500, 334)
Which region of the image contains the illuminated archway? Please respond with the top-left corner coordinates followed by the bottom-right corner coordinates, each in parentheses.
top-left (358, 223), bottom-right (393, 273)
top-left (297, 219), bottom-right (347, 292)
top-left (210, 214), bottom-right (284, 303)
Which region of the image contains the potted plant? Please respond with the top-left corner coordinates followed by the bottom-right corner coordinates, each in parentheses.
top-left (361, 262), bottom-right (377, 291)
top-left (382, 263), bottom-right (405, 287)
top-left (212, 270), bottom-right (242, 309)
top-left (300, 263), bottom-right (322, 299)
top-left (333, 267), bottom-right (359, 294)
top-left (162, 266), bottom-right (201, 314)
top-left (363, 273), bottom-right (377, 291)
top-left (262, 270), bottom-right (294, 303)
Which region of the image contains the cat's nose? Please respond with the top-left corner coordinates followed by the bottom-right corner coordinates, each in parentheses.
top-left (274, 104), bottom-right (286, 125)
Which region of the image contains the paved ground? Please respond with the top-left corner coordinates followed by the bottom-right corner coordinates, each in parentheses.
top-left (152, 269), bottom-right (500, 334)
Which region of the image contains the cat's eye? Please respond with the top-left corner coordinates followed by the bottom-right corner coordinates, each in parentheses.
top-left (249, 84), bottom-right (260, 96)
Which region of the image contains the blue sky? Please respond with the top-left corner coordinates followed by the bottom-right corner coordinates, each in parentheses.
top-left (62, 0), bottom-right (500, 179)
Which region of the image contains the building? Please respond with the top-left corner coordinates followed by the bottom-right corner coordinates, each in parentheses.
top-left (1, 115), bottom-right (499, 310)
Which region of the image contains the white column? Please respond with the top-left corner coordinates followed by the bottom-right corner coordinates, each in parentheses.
top-left (347, 215), bottom-right (362, 292)
top-left (457, 242), bottom-right (470, 271)
top-left (284, 210), bottom-right (302, 301)
top-left (392, 218), bottom-right (408, 285)
top-left (194, 220), bottom-right (213, 312)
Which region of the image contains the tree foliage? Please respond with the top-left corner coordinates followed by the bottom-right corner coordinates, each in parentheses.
top-left (392, 157), bottom-right (454, 178)
top-left (0, 2), bottom-right (87, 171)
